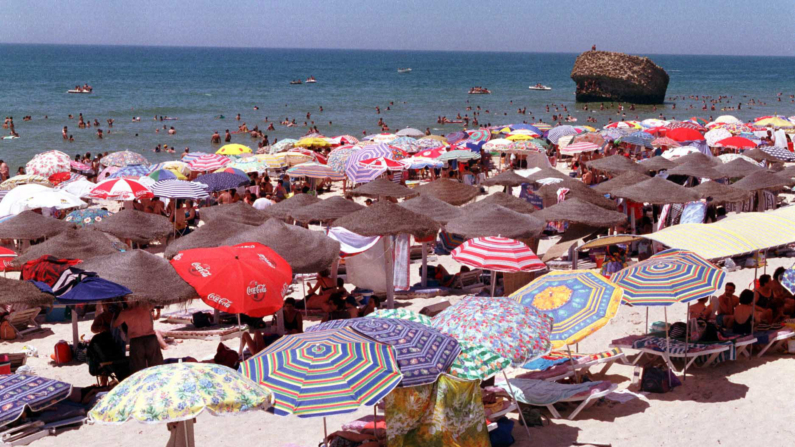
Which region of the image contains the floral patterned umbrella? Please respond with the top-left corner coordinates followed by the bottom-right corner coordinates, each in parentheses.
top-left (327, 145), bottom-right (358, 173)
top-left (369, 308), bottom-right (432, 326)
top-left (65, 208), bottom-right (112, 227)
top-left (109, 164), bottom-right (151, 179)
top-left (388, 137), bottom-right (420, 153)
top-left (25, 151), bottom-right (71, 178)
top-left (0, 174), bottom-right (53, 190)
top-left (100, 150), bottom-right (150, 168)
top-left (431, 296), bottom-right (553, 366)
top-left (448, 342), bottom-right (512, 381)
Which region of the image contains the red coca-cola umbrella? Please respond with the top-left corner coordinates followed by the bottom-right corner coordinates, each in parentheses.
top-left (667, 128), bottom-right (705, 142)
top-left (0, 248), bottom-right (17, 272)
top-left (169, 242), bottom-right (293, 317)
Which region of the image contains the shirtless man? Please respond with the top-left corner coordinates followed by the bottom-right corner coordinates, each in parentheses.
top-left (224, 130), bottom-right (232, 142)
top-left (168, 126), bottom-right (176, 135)
top-left (113, 302), bottom-right (163, 374)
top-left (218, 189), bottom-right (233, 204)
top-left (147, 196), bottom-right (166, 215)
top-left (211, 131), bottom-right (221, 144)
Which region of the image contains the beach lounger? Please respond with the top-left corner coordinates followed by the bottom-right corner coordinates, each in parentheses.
top-left (453, 269), bottom-right (486, 293)
top-left (610, 334), bottom-right (737, 371)
top-left (520, 348), bottom-right (629, 381)
top-left (6, 308), bottom-right (42, 339)
top-left (160, 325), bottom-right (246, 342)
top-left (501, 379), bottom-right (617, 420)
top-left (162, 308), bottom-right (202, 325)
top-left (754, 329), bottom-right (795, 357)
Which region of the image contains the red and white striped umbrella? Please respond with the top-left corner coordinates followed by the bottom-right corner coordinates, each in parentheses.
top-left (560, 141), bottom-right (600, 155)
top-left (187, 154), bottom-right (231, 172)
top-left (89, 178), bottom-right (153, 201)
top-left (359, 157), bottom-right (407, 171)
top-left (452, 237), bottom-right (546, 273)
top-left (415, 147), bottom-right (446, 159)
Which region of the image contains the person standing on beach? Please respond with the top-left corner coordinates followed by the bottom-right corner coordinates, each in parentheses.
top-left (112, 302), bottom-right (163, 374)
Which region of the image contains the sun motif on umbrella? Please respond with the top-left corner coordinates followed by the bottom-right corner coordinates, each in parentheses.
top-left (532, 285), bottom-right (573, 311)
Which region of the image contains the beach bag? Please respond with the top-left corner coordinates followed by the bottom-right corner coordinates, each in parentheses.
top-left (191, 311), bottom-right (212, 329)
top-left (641, 366), bottom-right (680, 393)
top-left (53, 340), bottom-right (72, 364)
top-left (489, 417), bottom-right (515, 447)
top-left (0, 321), bottom-right (15, 340)
top-left (669, 322), bottom-right (687, 339)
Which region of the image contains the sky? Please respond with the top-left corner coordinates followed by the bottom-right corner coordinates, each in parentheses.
top-left (2, 0), bottom-right (794, 56)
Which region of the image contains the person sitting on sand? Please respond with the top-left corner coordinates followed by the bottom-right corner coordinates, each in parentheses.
top-left (717, 282), bottom-right (739, 328)
top-left (734, 290), bottom-right (764, 335)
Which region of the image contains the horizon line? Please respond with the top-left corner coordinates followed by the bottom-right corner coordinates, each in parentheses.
top-left (1, 41), bottom-right (793, 59)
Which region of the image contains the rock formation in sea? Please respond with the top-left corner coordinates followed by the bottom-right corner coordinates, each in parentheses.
top-left (570, 51), bottom-right (669, 104)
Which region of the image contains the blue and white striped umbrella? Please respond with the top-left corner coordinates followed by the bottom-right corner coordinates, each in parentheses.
top-left (193, 172), bottom-right (250, 192)
top-left (546, 126), bottom-right (578, 145)
top-left (344, 144), bottom-right (395, 184)
top-left (109, 165), bottom-right (150, 179)
top-left (151, 180), bottom-right (210, 199)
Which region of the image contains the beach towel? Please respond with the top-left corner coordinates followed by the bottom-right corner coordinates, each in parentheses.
top-left (657, 204), bottom-right (670, 231)
top-left (327, 227), bottom-right (381, 258)
top-left (385, 374), bottom-right (489, 447)
top-left (519, 184), bottom-right (544, 210)
top-left (346, 243), bottom-right (388, 293)
top-left (504, 379), bottom-right (601, 405)
top-left (393, 235), bottom-right (410, 292)
top-left (680, 201), bottom-right (707, 224)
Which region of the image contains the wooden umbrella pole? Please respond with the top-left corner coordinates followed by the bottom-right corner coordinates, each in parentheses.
top-left (383, 236), bottom-right (395, 309)
top-left (421, 242), bottom-right (428, 288)
top-left (490, 270), bottom-right (497, 297)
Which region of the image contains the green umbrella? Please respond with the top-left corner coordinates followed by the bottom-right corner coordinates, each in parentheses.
top-left (368, 308), bottom-right (432, 326)
top-left (449, 343), bottom-right (512, 381)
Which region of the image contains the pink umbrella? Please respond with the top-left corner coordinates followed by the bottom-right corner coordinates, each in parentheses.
top-left (415, 147), bottom-right (446, 159)
top-left (560, 142), bottom-right (600, 155)
top-left (25, 151), bottom-right (71, 178)
top-left (359, 157), bottom-right (407, 171)
top-left (89, 178), bottom-right (153, 201)
top-left (187, 154), bottom-right (231, 172)
top-left (452, 237), bottom-right (546, 296)
top-left (651, 137), bottom-right (681, 148)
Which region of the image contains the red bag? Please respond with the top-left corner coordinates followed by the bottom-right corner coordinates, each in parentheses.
top-left (53, 340), bottom-right (72, 364)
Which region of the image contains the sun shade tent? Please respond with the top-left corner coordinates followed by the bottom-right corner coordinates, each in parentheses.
top-left (690, 181), bottom-right (752, 204)
top-left (591, 171), bottom-right (650, 195)
top-left (464, 192), bottom-right (537, 215)
top-left (10, 229), bottom-right (125, 268)
top-left (165, 219), bottom-right (258, 259)
top-left (412, 179), bottom-right (480, 206)
top-left (224, 219), bottom-right (340, 274)
top-left (611, 177), bottom-right (701, 204)
top-left (445, 205), bottom-right (545, 239)
top-left (264, 194), bottom-right (321, 220)
top-left (0, 211), bottom-right (75, 240)
top-left (638, 156), bottom-right (676, 172)
top-left (91, 209), bottom-right (172, 245)
top-left (79, 250), bottom-right (198, 305)
top-left (482, 170), bottom-right (531, 187)
top-left (534, 198), bottom-right (628, 227)
top-left (346, 178), bottom-right (417, 199)
top-left (585, 155), bottom-right (647, 175)
top-left (199, 202), bottom-right (270, 226)
top-left (288, 196), bottom-right (365, 224)
top-left (398, 195), bottom-right (463, 224)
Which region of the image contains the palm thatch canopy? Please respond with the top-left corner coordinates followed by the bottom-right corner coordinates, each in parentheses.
top-left (665, 163), bottom-right (723, 180)
top-left (0, 276), bottom-right (54, 307)
top-left (333, 201), bottom-right (440, 239)
top-left (413, 179), bottom-right (480, 206)
top-left (592, 171), bottom-right (650, 195)
top-left (537, 179), bottom-right (616, 210)
top-left (524, 151), bottom-right (553, 169)
top-left (199, 202), bottom-right (270, 226)
top-left (165, 219), bottom-right (257, 259)
top-left (586, 155), bottom-right (647, 175)
top-left (731, 171), bottom-right (792, 192)
top-left (672, 152), bottom-right (720, 168)
top-left (534, 198), bottom-right (628, 228)
top-left (744, 148), bottom-right (781, 163)
top-left (481, 170), bottom-right (529, 187)
top-left (398, 195), bottom-right (463, 224)
top-left (713, 159), bottom-right (765, 179)
top-left (0, 211), bottom-right (74, 240)
top-left (445, 205), bottom-right (545, 239)
top-left (523, 168), bottom-right (569, 184)
top-left (225, 219), bottom-right (340, 274)
top-left (289, 196), bottom-right (364, 223)
top-left (347, 178), bottom-right (417, 199)
top-left (465, 192), bottom-right (537, 215)
top-left (775, 165), bottom-right (795, 178)
top-left (80, 250), bottom-right (198, 306)
top-left (11, 228), bottom-right (126, 268)
top-left (611, 177), bottom-right (701, 204)
top-left (92, 209), bottom-right (172, 244)
top-left (638, 156), bottom-right (676, 172)
top-left (691, 181), bottom-right (752, 204)
top-left (265, 194), bottom-right (321, 220)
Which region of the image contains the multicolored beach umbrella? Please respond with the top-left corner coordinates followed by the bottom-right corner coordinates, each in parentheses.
top-left (511, 270), bottom-right (623, 349)
top-left (0, 375), bottom-right (72, 426)
top-left (388, 136), bottom-right (420, 153)
top-left (287, 162), bottom-right (345, 181)
top-left (100, 150), bottom-right (150, 168)
top-left (452, 237), bottom-right (545, 273)
top-left (547, 126), bottom-right (579, 145)
top-left (344, 144), bottom-right (395, 183)
top-left (25, 151), bottom-right (71, 179)
top-left (64, 208), bottom-right (111, 227)
top-left (369, 308), bottom-right (432, 326)
top-left (307, 318), bottom-right (460, 387)
top-left (194, 172), bottom-right (249, 192)
top-left (151, 180), bottom-right (210, 199)
top-left (147, 169), bottom-right (179, 182)
top-left (239, 327), bottom-right (402, 417)
top-left (89, 178), bottom-right (153, 201)
top-left (466, 129), bottom-right (492, 143)
top-left (187, 154), bottom-right (231, 172)
top-left (610, 249), bottom-right (726, 306)
top-left (327, 145), bottom-right (358, 173)
top-left (431, 296), bottom-right (553, 366)
top-left (109, 164), bottom-right (150, 179)
top-left (449, 342), bottom-right (512, 381)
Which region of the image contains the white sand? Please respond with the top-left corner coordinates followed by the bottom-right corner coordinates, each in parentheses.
top-left (8, 183), bottom-right (795, 447)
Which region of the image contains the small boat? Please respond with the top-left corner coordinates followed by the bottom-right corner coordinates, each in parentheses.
top-left (468, 87), bottom-right (491, 95)
top-left (528, 84), bottom-right (552, 91)
top-left (67, 89), bottom-right (92, 94)
top-left (305, 76), bottom-right (317, 83)
top-left (290, 80), bottom-right (302, 85)
top-left (397, 68), bottom-right (412, 73)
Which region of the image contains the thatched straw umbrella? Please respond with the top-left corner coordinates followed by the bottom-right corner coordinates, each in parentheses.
top-left (586, 155), bottom-right (647, 175)
top-left (481, 170), bottom-right (529, 187)
top-left (80, 250), bottom-right (198, 306)
top-left (744, 148), bottom-right (781, 163)
top-left (672, 152), bottom-right (720, 168)
top-left (165, 219), bottom-right (257, 259)
top-left (775, 165), bottom-right (795, 180)
top-left (691, 181), bottom-right (752, 205)
top-left (592, 171), bottom-right (650, 195)
top-left (713, 159), bottom-right (765, 179)
top-left (0, 211), bottom-right (74, 241)
top-left (399, 195), bottom-right (463, 224)
top-left (199, 202), bottom-right (269, 226)
top-left (225, 219), bottom-right (340, 274)
top-left (265, 194), bottom-right (321, 220)
top-left (0, 276), bottom-right (54, 307)
top-left (523, 168), bottom-right (569, 184)
top-left (665, 163), bottom-right (723, 180)
top-left (92, 209), bottom-right (172, 245)
top-left (612, 177), bottom-right (701, 204)
top-left (413, 179), bottom-right (480, 206)
top-left (731, 170), bottom-right (792, 192)
top-left (288, 196), bottom-right (364, 224)
top-left (638, 156), bottom-right (675, 172)
top-left (333, 201), bottom-right (441, 308)
top-left (537, 179), bottom-right (617, 210)
top-left (465, 192), bottom-right (537, 215)
top-left (10, 228), bottom-right (126, 268)
top-left (445, 205), bottom-right (545, 239)
top-left (534, 198), bottom-right (628, 228)
top-left (346, 178), bottom-right (417, 199)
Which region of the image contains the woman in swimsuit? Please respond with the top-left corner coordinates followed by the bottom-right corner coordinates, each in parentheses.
top-left (754, 275), bottom-right (776, 323)
top-left (303, 270), bottom-right (338, 310)
top-left (734, 290), bottom-right (762, 335)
